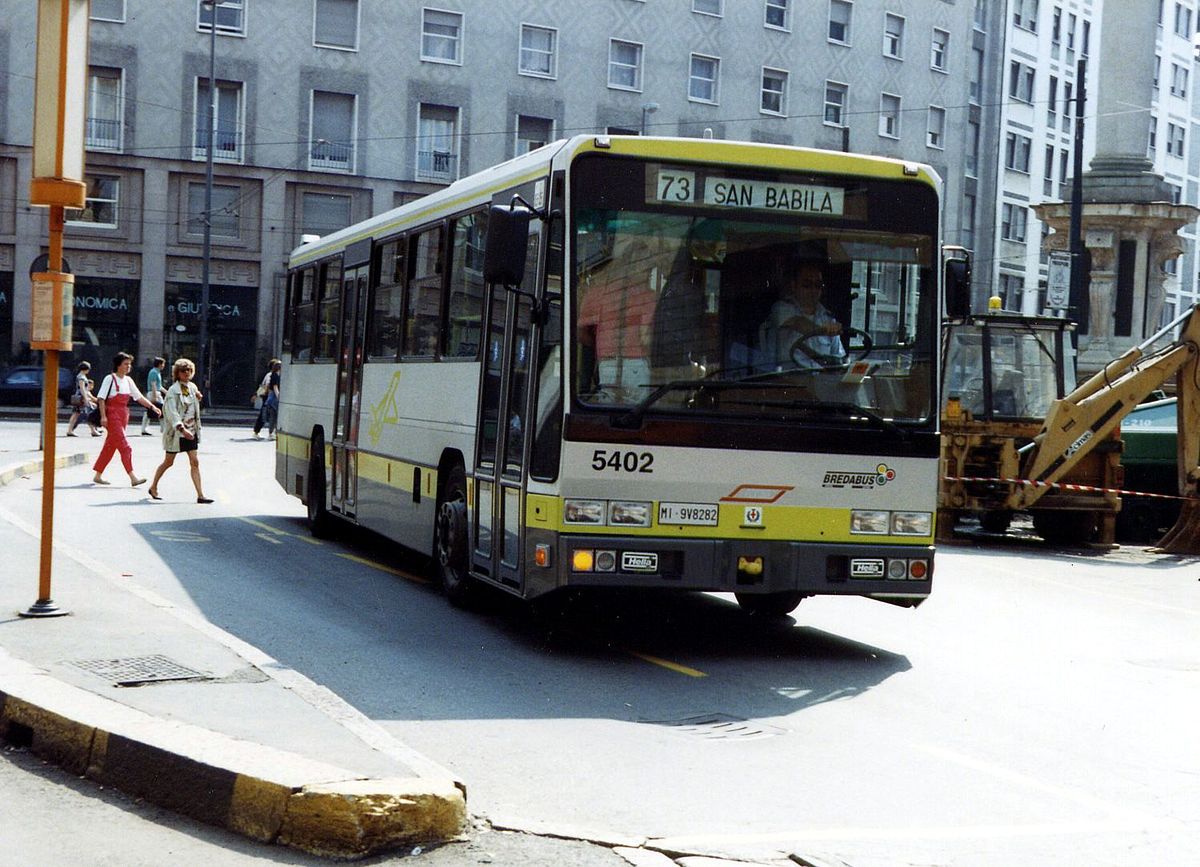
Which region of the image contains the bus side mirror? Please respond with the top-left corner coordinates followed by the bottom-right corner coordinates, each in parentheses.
top-left (484, 205), bottom-right (533, 286)
top-left (944, 258), bottom-right (971, 319)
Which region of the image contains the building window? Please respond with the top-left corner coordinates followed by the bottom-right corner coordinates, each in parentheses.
top-left (878, 93), bottom-right (900, 138)
top-left (1047, 75), bottom-right (1058, 125)
top-left (693, 0), bottom-right (723, 15)
top-left (301, 192), bottom-right (352, 238)
top-left (1005, 132), bottom-right (1032, 172)
top-left (519, 24), bottom-right (557, 78)
top-left (1171, 63), bottom-right (1189, 98)
top-left (926, 106), bottom-right (945, 149)
top-left (1013, 0), bottom-right (1039, 31)
top-left (1066, 12), bottom-right (1077, 58)
top-left (688, 54), bottom-right (720, 103)
top-left (1149, 115), bottom-right (1158, 155)
top-left (516, 115), bottom-right (553, 154)
top-left (417, 104), bottom-right (459, 181)
top-left (90, 0), bottom-right (125, 22)
top-left (193, 79), bottom-right (244, 163)
top-left (186, 181), bottom-right (240, 238)
top-left (197, 0), bottom-right (245, 36)
top-left (421, 8), bottom-right (463, 64)
top-left (66, 176), bottom-right (119, 229)
top-left (829, 0), bottom-right (852, 44)
top-left (1062, 81), bottom-right (1073, 130)
top-left (1175, 2), bottom-right (1193, 37)
top-left (1153, 56), bottom-right (1161, 92)
top-left (824, 81), bottom-right (848, 125)
top-left (765, 0), bottom-right (790, 30)
top-left (1167, 122), bottom-right (1186, 157)
top-left (86, 67), bottom-right (123, 151)
top-left (761, 67), bottom-right (787, 115)
top-left (969, 46), bottom-right (984, 102)
top-left (1009, 61), bottom-right (1035, 103)
top-left (1051, 6), bottom-right (1061, 43)
top-left (931, 28), bottom-right (949, 71)
top-left (883, 13), bottom-right (904, 58)
top-left (314, 0), bottom-right (358, 50)
top-left (608, 39), bottom-right (643, 91)
top-left (1043, 144), bottom-right (1055, 195)
top-left (998, 273), bottom-right (1023, 308)
top-left (1001, 203), bottom-right (1028, 242)
top-left (961, 192), bottom-right (976, 250)
top-left (965, 118), bottom-right (980, 177)
top-left (1081, 19), bottom-right (1090, 55)
top-left (309, 91), bottom-right (356, 173)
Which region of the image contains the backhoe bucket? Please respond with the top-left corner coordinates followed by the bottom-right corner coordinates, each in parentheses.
top-left (1154, 498), bottom-right (1200, 554)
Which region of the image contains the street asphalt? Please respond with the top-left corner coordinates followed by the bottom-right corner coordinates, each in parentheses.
top-left (0, 412), bottom-right (466, 859)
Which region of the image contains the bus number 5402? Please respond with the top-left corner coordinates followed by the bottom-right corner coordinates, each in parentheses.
top-left (591, 449), bottom-right (654, 473)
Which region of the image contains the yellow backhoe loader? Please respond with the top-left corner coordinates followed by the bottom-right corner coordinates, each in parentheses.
top-left (939, 303), bottom-right (1200, 552)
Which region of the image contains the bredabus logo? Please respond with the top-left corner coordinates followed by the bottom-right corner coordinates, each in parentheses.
top-left (822, 463), bottom-right (897, 489)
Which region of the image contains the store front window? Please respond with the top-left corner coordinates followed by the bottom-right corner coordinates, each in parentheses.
top-left (69, 277), bottom-right (140, 374)
top-left (164, 282), bottom-right (257, 406)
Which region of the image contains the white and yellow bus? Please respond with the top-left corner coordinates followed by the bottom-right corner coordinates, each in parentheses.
top-left (277, 135), bottom-right (955, 616)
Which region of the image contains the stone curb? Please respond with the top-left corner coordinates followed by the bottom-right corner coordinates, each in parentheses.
top-left (0, 451), bottom-right (90, 488)
top-left (0, 658), bottom-right (466, 859)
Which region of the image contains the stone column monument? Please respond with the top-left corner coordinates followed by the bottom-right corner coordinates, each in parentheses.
top-left (1035, 0), bottom-right (1198, 374)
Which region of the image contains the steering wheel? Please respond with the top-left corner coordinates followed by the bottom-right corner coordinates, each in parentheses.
top-left (789, 327), bottom-right (873, 368)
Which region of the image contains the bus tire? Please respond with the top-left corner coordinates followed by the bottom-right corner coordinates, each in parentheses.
top-left (306, 433), bottom-right (332, 538)
top-left (435, 464), bottom-right (475, 607)
top-left (735, 591), bottom-right (805, 618)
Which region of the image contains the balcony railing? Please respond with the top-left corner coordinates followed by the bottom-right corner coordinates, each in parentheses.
top-left (86, 116), bottom-right (121, 150)
top-left (310, 139), bottom-right (353, 172)
top-left (417, 150), bottom-right (457, 181)
top-left (193, 127), bottom-right (243, 163)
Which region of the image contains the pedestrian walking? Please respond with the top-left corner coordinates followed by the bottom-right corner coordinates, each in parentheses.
top-left (264, 359), bottom-right (281, 440)
top-left (92, 351), bottom-right (162, 486)
top-left (141, 356), bottom-right (166, 435)
top-left (148, 358), bottom-right (212, 503)
top-left (252, 358), bottom-right (279, 438)
top-left (66, 361), bottom-right (102, 437)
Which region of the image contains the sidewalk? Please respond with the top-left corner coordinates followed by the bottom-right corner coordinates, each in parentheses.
top-left (0, 425), bottom-right (466, 859)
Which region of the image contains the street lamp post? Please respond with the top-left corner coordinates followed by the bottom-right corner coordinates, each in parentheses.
top-left (199, 0), bottom-right (218, 402)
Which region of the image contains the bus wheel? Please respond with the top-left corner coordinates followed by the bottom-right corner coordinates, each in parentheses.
top-left (735, 591), bottom-right (805, 617)
top-left (435, 464), bottom-right (474, 606)
top-left (306, 435), bottom-right (331, 538)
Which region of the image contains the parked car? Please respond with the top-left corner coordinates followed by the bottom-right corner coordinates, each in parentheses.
top-left (1116, 397), bottom-right (1179, 543)
top-left (0, 366), bottom-right (76, 407)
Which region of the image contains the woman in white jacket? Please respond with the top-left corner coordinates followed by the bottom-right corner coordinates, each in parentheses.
top-left (147, 358), bottom-right (212, 503)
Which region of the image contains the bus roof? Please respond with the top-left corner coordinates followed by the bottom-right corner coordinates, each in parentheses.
top-left (289, 135), bottom-right (941, 268)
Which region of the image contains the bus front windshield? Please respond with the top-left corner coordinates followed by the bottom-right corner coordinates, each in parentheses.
top-left (571, 160), bottom-right (939, 425)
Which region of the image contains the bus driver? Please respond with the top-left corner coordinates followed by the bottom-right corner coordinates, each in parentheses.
top-left (758, 260), bottom-right (845, 369)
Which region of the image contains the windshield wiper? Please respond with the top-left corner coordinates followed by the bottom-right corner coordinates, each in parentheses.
top-left (789, 400), bottom-right (909, 440)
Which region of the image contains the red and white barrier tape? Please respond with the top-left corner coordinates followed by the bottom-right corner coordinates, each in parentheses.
top-left (943, 475), bottom-right (1198, 502)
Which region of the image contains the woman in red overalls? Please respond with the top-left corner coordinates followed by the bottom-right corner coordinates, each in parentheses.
top-left (93, 351), bottom-right (162, 486)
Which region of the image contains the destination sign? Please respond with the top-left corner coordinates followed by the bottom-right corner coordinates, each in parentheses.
top-left (651, 170), bottom-right (844, 217)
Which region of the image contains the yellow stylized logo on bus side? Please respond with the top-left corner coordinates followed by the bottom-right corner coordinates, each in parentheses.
top-left (367, 371), bottom-right (403, 446)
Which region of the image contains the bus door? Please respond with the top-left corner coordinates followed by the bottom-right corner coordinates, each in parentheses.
top-left (473, 231), bottom-right (541, 590)
top-left (331, 240), bottom-right (371, 518)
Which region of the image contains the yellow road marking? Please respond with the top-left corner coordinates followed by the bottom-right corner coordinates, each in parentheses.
top-left (336, 552), bottom-right (431, 585)
top-left (255, 532), bottom-right (283, 545)
top-left (624, 649), bottom-right (706, 678)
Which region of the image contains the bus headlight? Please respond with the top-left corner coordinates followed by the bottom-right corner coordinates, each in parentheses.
top-left (850, 510), bottom-right (890, 535)
top-left (564, 499), bottom-right (606, 525)
top-left (609, 501), bottom-right (651, 527)
top-left (891, 511), bottom-right (932, 536)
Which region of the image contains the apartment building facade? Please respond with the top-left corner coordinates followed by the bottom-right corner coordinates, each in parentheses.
top-left (992, 0), bottom-right (1200, 324)
top-left (2, 0), bottom-right (985, 403)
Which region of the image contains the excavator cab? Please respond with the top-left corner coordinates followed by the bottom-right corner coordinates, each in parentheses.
top-left (942, 314), bottom-right (1076, 422)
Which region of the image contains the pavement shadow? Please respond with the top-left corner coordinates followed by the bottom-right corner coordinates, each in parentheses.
top-left (132, 514), bottom-right (911, 726)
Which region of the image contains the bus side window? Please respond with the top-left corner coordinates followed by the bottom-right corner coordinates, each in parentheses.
top-left (368, 239), bottom-right (405, 359)
top-left (445, 210), bottom-right (488, 359)
top-left (315, 259), bottom-right (342, 360)
top-left (292, 268), bottom-right (317, 360)
top-left (405, 225), bottom-right (444, 357)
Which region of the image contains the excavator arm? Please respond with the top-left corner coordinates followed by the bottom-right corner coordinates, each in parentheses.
top-left (1007, 307), bottom-right (1200, 531)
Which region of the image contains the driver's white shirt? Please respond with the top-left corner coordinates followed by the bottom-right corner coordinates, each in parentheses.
top-left (758, 299), bottom-right (845, 369)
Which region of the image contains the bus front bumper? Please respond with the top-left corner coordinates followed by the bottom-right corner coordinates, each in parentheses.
top-left (527, 532), bottom-right (933, 607)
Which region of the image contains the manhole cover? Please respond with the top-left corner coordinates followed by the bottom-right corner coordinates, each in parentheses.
top-left (67, 655), bottom-right (209, 687)
top-left (640, 713), bottom-right (786, 741)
